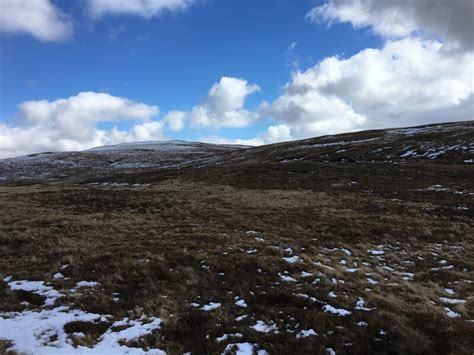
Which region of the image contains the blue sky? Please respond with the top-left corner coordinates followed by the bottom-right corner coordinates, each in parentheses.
top-left (0, 0), bottom-right (472, 158)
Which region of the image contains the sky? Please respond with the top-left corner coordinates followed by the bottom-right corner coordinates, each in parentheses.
top-left (0, 0), bottom-right (472, 158)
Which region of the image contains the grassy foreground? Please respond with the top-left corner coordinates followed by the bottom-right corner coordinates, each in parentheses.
top-left (0, 157), bottom-right (473, 354)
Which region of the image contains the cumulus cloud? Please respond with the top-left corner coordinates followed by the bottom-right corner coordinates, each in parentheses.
top-left (162, 77), bottom-right (261, 131)
top-left (204, 2), bottom-right (472, 146)
top-left (164, 111), bottom-right (186, 131)
top-left (201, 124), bottom-right (293, 146)
top-left (0, 92), bottom-right (164, 158)
top-left (87, 0), bottom-right (193, 19)
top-left (261, 37), bottom-right (473, 140)
top-left (0, 0), bottom-right (73, 41)
top-left (190, 77), bottom-right (261, 129)
top-left (307, 0), bottom-right (474, 50)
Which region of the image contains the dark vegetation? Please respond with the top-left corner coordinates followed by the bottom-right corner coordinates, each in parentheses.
top-left (0, 121), bottom-right (473, 354)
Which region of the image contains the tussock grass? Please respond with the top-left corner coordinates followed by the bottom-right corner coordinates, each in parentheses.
top-left (0, 167), bottom-right (473, 353)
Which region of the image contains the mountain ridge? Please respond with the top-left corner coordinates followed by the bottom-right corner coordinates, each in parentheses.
top-left (0, 120), bottom-right (472, 183)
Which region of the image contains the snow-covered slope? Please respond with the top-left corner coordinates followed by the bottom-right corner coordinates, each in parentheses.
top-left (0, 141), bottom-right (249, 182)
top-left (0, 121), bottom-right (472, 183)
top-left (188, 121), bottom-right (474, 168)
top-left (86, 140), bottom-right (248, 152)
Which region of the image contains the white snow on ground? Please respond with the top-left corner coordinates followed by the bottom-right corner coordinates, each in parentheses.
top-left (96, 316), bottom-right (163, 351)
top-left (223, 342), bottom-right (267, 355)
top-left (326, 348), bottom-right (336, 355)
top-left (87, 140), bottom-right (212, 152)
top-left (341, 248), bottom-right (352, 256)
top-left (283, 255), bottom-right (302, 264)
top-left (295, 293), bottom-right (322, 304)
top-left (1, 277), bottom-right (165, 354)
top-left (357, 321), bottom-right (368, 327)
top-left (0, 307), bottom-right (165, 354)
top-left (322, 305), bottom-right (351, 316)
top-left (52, 273), bottom-right (64, 280)
top-left (71, 281), bottom-right (100, 292)
top-left (444, 308), bottom-right (461, 318)
top-left (345, 268), bottom-right (358, 273)
top-left (366, 277), bottom-right (378, 285)
top-left (400, 149), bottom-right (417, 158)
top-left (296, 329), bottom-right (317, 338)
top-left (367, 250), bottom-right (384, 255)
top-left (288, 137), bottom-right (381, 151)
top-left (200, 302), bottom-right (221, 311)
top-left (278, 273), bottom-right (297, 282)
top-left (251, 320), bottom-right (278, 333)
top-left (397, 272), bottom-right (414, 280)
top-left (355, 297), bottom-right (373, 311)
top-left (235, 298), bottom-right (248, 308)
top-left (0, 306), bottom-right (100, 353)
top-left (445, 288), bottom-right (455, 295)
top-left (5, 278), bottom-right (62, 306)
top-left (314, 261), bottom-right (335, 270)
top-left (439, 297), bottom-right (466, 305)
top-left (300, 271), bottom-right (313, 277)
top-left (216, 333), bottom-right (243, 342)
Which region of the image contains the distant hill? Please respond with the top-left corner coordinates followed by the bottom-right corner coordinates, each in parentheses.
top-left (0, 120), bottom-right (472, 183)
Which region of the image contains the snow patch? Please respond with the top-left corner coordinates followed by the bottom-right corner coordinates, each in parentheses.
top-left (283, 255), bottom-right (302, 264)
top-left (322, 304), bottom-right (351, 316)
top-left (251, 320), bottom-right (278, 333)
top-left (6, 278), bottom-right (62, 306)
top-left (296, 329), bottom-right (317, 338)
top-left (200, 302), bottom-right (221, 311)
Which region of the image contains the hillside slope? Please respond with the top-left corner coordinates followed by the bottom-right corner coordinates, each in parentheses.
top-left (0, 140), bottom-right (248, 182)
top-left (1, 121), bottom-right (472, 184)
top-left (0, 121), bottom-right (473, 354)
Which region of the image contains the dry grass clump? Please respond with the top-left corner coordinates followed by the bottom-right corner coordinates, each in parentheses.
top-left (0, 339), bottom-right (16, 354)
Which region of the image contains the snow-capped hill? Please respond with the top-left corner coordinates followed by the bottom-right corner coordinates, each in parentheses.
top-left (0, 121), bottom-right (472, 183)
top-left (86, 140), bottom-right (249, 152)
top-left (0, 140), bottom-right (248, 182)
top-left (200, 120), bottom-right (474, 168)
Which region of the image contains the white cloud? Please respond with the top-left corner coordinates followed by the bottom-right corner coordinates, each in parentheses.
top-left (201, 124), bottom-right (293, 146)
top-left (104, 121), bottom-right (166, 143)
top-left (189, 77), bottom-right (261, 129)
top-left (164, 111), bottom-right (186, 131)
top-left (162, 77), bottom-right (261, 131)
top-left (307, 0), bottom-right (474, 50)
top-left (87, 0), bottom-right (193, 19)
top-left (260, 37), bottom-right (473, 141)
top-left (0, 0), bottom-right (73, 41)
top-left (0, 92), bottom-right (164, 158)
top-left (194, 2), bottom-right (473, 147)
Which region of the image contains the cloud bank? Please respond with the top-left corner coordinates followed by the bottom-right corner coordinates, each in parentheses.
top-left (307, 0), bottom-right (474, 50)
top-left (0, 92), bottom-right (164, 158)
top-left (0, 0), bottom-right (195, 42)
top-left (209, 0), bottom-right (473, 145)
top-left (1, 0), bottom-right (472, 155)
top-left (0, 0), bottom-right (73, 41)
top-left (260, 37), bottom-right (473, 141)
